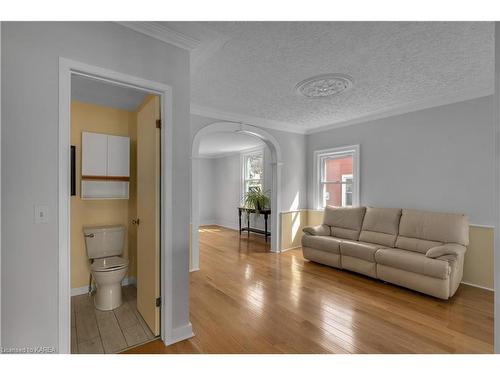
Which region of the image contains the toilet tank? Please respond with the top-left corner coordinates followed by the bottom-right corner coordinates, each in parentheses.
top-left (83, 225), bottom-right (125, 259)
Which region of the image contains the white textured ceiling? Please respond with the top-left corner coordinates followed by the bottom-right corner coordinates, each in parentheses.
top-left (162, 21), bottom-right (494, 133)
top-left (71, 75), bottom-right (148, 111)
top-left (198, 131), bottom-right (263, 156)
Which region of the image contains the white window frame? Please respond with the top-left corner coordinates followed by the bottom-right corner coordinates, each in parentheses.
top-left (241, 147), bottom-right (265, 203)
top-left (313, 145), bottom-right (360, 209)
top-left (341, 174), bottom-right (354, 207)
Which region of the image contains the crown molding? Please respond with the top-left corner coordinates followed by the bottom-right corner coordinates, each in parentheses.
top-left (191, 87), bottom-right (493, 137)
top-left (190, 103), bottom-right (306, 134)
top-left (117, 22), bottom-right (201, 51)
top-left (306, 87), bottom-right (494, 135)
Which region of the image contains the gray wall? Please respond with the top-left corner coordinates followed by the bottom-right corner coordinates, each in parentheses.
top-left (198, 146), bottom-right (273, 230)
top-left (1, 22), bottom-right (191, 350)
top-left (191, 114), bottom-right (308, 212)
top-left (307, 95), bottom-right (496, 226)
top-left (198, 158), bottom-right (216, 225)
top-left (494, 21), bottom-right (499, 354)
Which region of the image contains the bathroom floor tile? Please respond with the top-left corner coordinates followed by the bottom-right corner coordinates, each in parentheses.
top-left (75, 309), bottom-right (99, 343)
top-left (122, 323), bottom-right (148, 347)
top-left (114, 302), bottom-right (139, 329)
top-left (71, 285), bottom-right (156, 354)
top-left (78, 337), bottom-right (104, 354)
top-left (95, 310), bottom-right (128, 354)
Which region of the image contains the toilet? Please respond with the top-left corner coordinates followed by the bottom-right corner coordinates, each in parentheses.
top-left (83, 225), bottom-right (129, 311)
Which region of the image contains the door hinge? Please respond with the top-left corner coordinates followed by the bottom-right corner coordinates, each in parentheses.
top-left (156, 119), bottom-right (161, 129)
top-left (155, 297), bottom-right (161, 307)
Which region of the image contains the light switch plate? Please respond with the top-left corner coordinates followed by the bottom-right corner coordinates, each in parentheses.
top-left (34, 204), bottom-right (49, 224)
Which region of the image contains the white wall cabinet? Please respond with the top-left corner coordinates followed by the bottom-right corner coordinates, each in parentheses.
top-left (81, 132), bottom-right (130, 199)
top-left (82, 132), bottom-right (108, 176)
top-left (107, 135), bottom-right (130, 177)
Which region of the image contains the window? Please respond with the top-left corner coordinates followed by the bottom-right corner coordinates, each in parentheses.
top-left (314, 145), bottom-right (359, 209)
top-left (242, 150), bottom-right (264, 198)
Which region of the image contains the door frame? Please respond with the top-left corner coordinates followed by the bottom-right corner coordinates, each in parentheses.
top-left (58, 58), bottom-right (175, 353)
top-left (191, 121), bottom-right (283, 271)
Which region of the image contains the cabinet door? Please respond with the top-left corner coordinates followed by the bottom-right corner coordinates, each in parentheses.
top-left (107, 135), bottom-right (130, 177)
top-left (82, 132), bottom-right (107, 176)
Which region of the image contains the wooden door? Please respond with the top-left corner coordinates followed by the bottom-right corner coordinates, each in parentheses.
top-left (136, 95), bottom-right (161, 336)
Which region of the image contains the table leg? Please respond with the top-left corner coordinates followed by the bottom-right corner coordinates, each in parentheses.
top-left (265, 213), bottom-right (268, 242)
top-left (238, 209), bottom-right (242, 235)
top-left (247, 212), bottom-right (250, 238)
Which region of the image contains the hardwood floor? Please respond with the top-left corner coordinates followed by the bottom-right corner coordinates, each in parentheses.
top-left (124, 225), bottom-right (494, 354)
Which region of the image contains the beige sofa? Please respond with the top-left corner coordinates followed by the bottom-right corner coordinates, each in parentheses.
top-left (301, 206), bottom-right (469, 299)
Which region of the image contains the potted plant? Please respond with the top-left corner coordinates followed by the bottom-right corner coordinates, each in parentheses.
top-left (243, 187), bottom-right (270, 214)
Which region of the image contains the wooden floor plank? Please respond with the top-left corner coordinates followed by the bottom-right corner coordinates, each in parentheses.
top-left (124, 225), bottom-right (494, 354)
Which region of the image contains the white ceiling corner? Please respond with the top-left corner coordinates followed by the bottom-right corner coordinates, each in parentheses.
top-left (117, 21), bottom-right (201, 50)
top-left (190, 103), bottom-right (306, 134)
top-left (305, 86), bottom-right (494, 134)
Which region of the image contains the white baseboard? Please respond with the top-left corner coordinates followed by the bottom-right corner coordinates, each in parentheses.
top-left (214, 219), bottom-right (240, 231)
top-left (205, 219), bottom-right (270, 233)
top-left (189, 267), bottom-right (200, 272)
top-left (280, 245), bottom-right (302, 253)
top-left (164, 322), bottom-right (194, 346)
top-left (71, 285), bottom-right (91, 297)
top-left (460, 281), bottom-right (494, 292)
top-left (199, 218), bottom-right (218, 226)
top-left (71, 276), bottom-right (137, 297)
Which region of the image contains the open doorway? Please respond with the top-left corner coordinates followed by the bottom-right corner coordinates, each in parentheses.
top-left (68, 75), bottom-right (161, 353)
top-left (191, 122), bottom-right (283, 271)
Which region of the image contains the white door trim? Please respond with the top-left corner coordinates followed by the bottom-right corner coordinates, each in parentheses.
top-left (0, 21), bottom-right (3, 347)
top-left (191, 121), bottom-right (283, 271)
top-left (58, 57), bottom-right (184, 353)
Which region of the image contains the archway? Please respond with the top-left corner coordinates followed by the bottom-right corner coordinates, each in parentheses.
top-left (191, 121), bottom-right (283, 270)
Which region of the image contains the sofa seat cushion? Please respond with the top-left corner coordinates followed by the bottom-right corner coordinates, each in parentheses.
top-left (301, 235), bottom-right (341, 254)
top-left (375, 248), bottom-right (450, 279)
top-left (340, 240), bottom-right (381, 262)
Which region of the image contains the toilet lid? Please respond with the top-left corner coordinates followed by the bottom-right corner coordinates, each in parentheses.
top-left (91, 256), bottom-right (129, 272)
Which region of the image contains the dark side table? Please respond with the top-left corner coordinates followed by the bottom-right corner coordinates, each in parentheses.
top-left (238, 207), bottom-right (271, 242)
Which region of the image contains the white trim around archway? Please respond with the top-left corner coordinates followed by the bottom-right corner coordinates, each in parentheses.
top-left (191, 122), bottom-right (283, 271)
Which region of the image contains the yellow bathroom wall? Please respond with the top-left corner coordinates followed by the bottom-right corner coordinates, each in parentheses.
top-left (280, 209), bottom-right (494, 290)
top-left (70, 101), bottom-right (137, 289)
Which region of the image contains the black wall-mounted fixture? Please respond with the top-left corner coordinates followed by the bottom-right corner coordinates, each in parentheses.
top-left (71, 145), bottom-right (76, 196)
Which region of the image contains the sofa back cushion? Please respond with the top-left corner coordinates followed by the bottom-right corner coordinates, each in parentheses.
top-left (396, 209), bottom-right (469, 253)
top-left (323, 206), bottom-right (366, 240)
top-left (358, 207), bottom-right (402, 247)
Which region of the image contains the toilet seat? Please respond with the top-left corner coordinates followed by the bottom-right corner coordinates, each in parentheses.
top-left (91, 256), bottom-right (129, 272)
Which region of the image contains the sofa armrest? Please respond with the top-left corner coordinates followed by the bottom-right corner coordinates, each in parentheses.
top-left (303, 224), bottom-right (331, 236)
top-left (425, 244), bottom-right (466, 259)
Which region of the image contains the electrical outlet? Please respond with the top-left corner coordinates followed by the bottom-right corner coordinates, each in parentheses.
top-left (34, 204), bottom-right (49, 224)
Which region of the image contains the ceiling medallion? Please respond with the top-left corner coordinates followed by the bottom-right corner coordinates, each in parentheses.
top-left (295, 74), bottom-right (354, 98)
